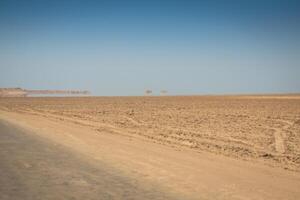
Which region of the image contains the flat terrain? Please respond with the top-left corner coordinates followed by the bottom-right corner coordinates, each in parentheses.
top-left (0, 95), bottom-right (300, 199)
top-left (1, 96), bottom-right (299, 170)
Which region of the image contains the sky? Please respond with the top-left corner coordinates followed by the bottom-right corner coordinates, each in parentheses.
top-left (0, 0), bottom-right (299, 96)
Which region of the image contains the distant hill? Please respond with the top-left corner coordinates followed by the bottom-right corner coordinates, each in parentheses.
top-left (0, 88), bottom-right (90, 97)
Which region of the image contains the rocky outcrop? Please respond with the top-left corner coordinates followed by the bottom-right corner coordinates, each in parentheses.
top-left (0, 88), bottom-right (27, 97)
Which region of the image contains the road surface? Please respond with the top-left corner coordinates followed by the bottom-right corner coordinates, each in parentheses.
top-left (0, 120), bottom-right (179, 200)
top-left (1, 111), bottom-right (300, 200)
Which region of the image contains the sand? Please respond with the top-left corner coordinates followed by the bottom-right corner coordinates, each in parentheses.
top-left (0, 95), bottom-right (300, 199)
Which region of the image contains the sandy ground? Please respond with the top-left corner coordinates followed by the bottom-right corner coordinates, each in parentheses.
top-left (0, 96), bottom-right (300, 199)
top-left (0, 96), bottom-right (299, 170)
top-left (0, 120), bottom-right (178, 200)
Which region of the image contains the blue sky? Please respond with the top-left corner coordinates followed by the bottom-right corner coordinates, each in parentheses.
top-left (0, 0), bottom-right (299, 95)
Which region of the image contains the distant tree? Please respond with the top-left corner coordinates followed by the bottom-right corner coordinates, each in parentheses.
top-left (145, 89), bottom-right (153, 96)
top-left (160, 90), bottom-right (168, 96)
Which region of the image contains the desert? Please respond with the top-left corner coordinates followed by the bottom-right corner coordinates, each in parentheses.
top-left (1, 95), bottom-right (299, 171)
top-left (0, 95), bottom-right (300, 199)
top-left (1, 1), bottom-right (300, 199)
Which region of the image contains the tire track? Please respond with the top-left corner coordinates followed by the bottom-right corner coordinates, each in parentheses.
top-left (272, 119), bottom-right (293, 154)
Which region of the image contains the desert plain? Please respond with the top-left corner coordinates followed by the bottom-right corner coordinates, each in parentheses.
top-left (0, 95), bottom-right (300, 199)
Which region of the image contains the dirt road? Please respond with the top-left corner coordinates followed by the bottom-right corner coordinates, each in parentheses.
top-left (0, 110), bottom-right (300, 200)
top-left (0, 120), bottom-right (179, 200)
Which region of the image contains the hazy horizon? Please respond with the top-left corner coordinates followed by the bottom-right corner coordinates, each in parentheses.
top-left (1, 0), bottom-right (299, 96)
